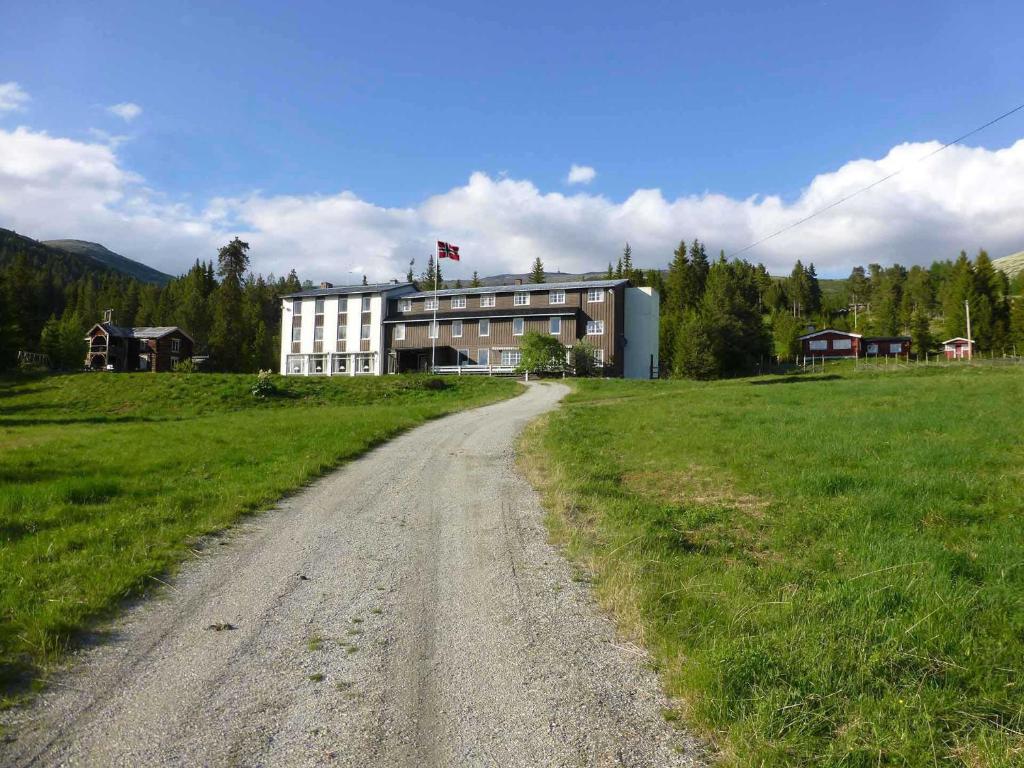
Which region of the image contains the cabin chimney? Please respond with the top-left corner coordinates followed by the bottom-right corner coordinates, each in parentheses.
top-left (514, 278), bottom-right (523, 286)
top-left (103, 308), bottom-right (114, 324)
top-left (319, 281), bottom-right (334, 289)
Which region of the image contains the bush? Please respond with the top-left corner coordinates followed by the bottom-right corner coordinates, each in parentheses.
top-left (251, 369), bottom-right (277, 399)
top-left (173, 357), bottom-right (198, 374)
top-left (570, 339), bottom-right (601, 376)
top-left (517, 331), bottom-right (567, 376)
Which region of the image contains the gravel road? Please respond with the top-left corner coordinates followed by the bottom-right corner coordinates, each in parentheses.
top-left (2, 382), bottom-right (706, 767)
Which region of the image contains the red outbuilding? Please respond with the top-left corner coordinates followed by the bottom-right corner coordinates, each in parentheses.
top-left (863, 336), bottom-right (911, 357)
top-left (942, 337), bottom-right (975, 360)
top-left (798, 329), bottom-right (861, 359)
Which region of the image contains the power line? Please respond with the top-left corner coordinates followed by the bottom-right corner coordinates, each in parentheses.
top-left (728, 101), bottom-right (1024, 259)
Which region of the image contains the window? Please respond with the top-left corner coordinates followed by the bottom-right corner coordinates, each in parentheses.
top-left (354, 354), bottom-right (372, 374)
top-left (549, 290), bottom-right (565, 305)
top-left (457, 348), bottom-right (470, 364)
top-left (138, 354), bottom-right (149, 371)
top-left (311, 354), bottom-right (327, 374)
top-left (480, 294), bottom-right (496, 308)
top-left (425, 297), bottom-right (438, 310)
top-left (170, 338), bottom-right (180, 353)
top-left (361, 295), bottom-right (371, 312)
top-left (549, 316), bottom-right (561, 335)
top-left (291, 316), bottom-right (302, 353)
top-left (478, 349), bottom-right (490, 366)
top-left (478, 318), bottom-right (490, 337)
top-left (292, 299), bottom-right (302, 315)
top-left (889, 342), bottom-right (904, 354)
top-left (867, 343), bottom-right (878, 355)
top-left (513, 292), bottom-right (530, 306)
top-left (337, 314), bottom-right (347, 351)
top-left (398, 298), bottom-right (412, 313)
top-left (586, 320), bottom-right (604, 335)
top-left (451, 295), bottom-right (466, 309)
top-left (394, 323), bottom-right (406, 341)
top-left (332, 356), bottom-right (348, 374)
top-left (513, 317), bottom-right (525, 335)
top-left (501, 349), bottom-right (521, 367)
top-left (452, 319), bottom-right (463, 337)
top-left (428, 321), bottom-right (439, 339)
top-left (808, 339), bottom-right (827, 351)
top-left (287, 354), bottom-right (304, 374)
top-left (833, 338), bottom-right (852, 351)
top-left (594, 348), bottom-right (604, 365)
top-left (587, 288), bottom-right (604, 303)
top-left (360, 323), bottom-right (371, 340)
top-left (315, 298), bottom-right (325, 315)
top-left (170, 356), bottom-right (179, 368)
top-left (313, 320), bottom-right (324, 353)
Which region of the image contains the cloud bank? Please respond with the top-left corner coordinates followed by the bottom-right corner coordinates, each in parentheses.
top-left (0, 124), bottom-right (1022, 282)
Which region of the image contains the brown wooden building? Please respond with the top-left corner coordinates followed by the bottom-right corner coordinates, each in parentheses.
top-left (384, 280), bottom-right (657, 377)
top-left (85, 322), bottom-right (194, 372)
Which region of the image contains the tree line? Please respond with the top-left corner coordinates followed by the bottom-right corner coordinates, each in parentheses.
top-left (4, 227), bottom-right (1022, 377)
top-left (1, 236), bottom-right (299, 372)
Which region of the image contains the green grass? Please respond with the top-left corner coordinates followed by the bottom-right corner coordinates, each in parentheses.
top-left (524, 366), bottom-right (1024, 766)
top-left (0, 371), bottom-right (517, 701)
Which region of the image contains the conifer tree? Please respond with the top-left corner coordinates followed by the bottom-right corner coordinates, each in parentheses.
top-left (605, 262), bottom-right (614, 279)
top-left (529, 257), bottom-right (546, 283)
top-left (209, 237), bottom-right (251, 372)
top-left (614, 257), bottom-right (623, 279)
top-left (470, 271), bottom-right (482, 288)
top-left (407, 259), bottom-right (415, 283)
top-left (911, 307), bottom-right (932, 359)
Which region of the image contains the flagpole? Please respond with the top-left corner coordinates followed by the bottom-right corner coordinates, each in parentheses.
top-left (431, 243), bottom-right (438, 372)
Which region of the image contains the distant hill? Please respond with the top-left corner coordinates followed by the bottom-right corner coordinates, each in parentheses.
top-left (0, 228), bottom-right (122, 283)
top-left (993, 251), bottom-right (1024, 279)
top-left (43, 239), bottom-right (172, 285)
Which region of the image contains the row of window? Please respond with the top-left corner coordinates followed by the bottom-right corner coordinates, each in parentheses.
top-left (295, 296), bottom-right (374, 315)
top-left (286, 353), bottom-right (374, 375)
top-left (400, 287), bottom-right (605, 313)
top-left (393, 317), bottom-right (603, 340)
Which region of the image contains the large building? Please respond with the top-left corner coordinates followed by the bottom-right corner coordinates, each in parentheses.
top-left (279, 279), bottom-right (659, 378)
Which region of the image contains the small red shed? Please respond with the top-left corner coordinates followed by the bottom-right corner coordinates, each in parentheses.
top-left (798, 329), bottom-right (861, 359)
top-left (942, 337), bottom-right (975, 360)
top-left (863, 336), bottom-right (911, 357)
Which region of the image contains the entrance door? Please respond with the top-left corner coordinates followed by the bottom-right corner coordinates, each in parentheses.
top-left (418, 353), bottom-right (428, 371)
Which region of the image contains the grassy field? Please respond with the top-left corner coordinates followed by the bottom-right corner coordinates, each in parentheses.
top-left (524, 366), bottom-right (1024, 766)
top-left (0, 372), bottom-right (518, 701)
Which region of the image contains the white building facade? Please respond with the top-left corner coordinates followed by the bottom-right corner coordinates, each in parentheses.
top-left (279, 282), bottom-right (415, 376)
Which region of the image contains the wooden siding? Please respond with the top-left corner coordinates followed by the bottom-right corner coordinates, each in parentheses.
top-left (383, 284), bottom-right (628, 375)
top-left (800, 331), bottom-right (860, 358)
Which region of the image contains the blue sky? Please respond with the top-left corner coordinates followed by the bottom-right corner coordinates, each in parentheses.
top-left (1, 0), bottom-right (1023, 279)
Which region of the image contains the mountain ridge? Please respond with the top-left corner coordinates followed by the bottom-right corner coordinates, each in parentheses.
top-left (42, 239), bottom-right (173, 285)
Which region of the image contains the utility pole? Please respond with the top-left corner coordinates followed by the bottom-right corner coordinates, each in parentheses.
top-left (965, 299), bottom-right (973, 360)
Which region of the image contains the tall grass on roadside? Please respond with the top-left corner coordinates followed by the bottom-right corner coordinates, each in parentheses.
top-left (524, 366), bottom-right (1024, 767)
top-left (0, 372), bottom-right (518, 702)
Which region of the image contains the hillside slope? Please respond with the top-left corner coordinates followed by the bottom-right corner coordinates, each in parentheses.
top-left (993, 250), bottom-right (1024, 278)
top-left (43, 239), bottom-right (172, 285)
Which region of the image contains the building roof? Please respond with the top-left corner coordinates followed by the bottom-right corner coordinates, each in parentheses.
top-left (942, 337), bottom-right (975, 344)
top-left (402, 279), bottom-right (629, 299)
top-left (798, 328), bottom-right (863, 340)
top-left (87, 323), bottom-right (194, 343)
top-left (863, 336), bottom-right (911, 342)
top-left (281, 281), bottom-right (414, 299)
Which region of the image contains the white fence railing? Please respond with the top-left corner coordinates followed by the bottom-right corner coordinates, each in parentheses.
top-left (430, 364), bottom-right (517, 375)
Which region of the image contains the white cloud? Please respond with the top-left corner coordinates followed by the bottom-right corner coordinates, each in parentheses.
top-left (0, 124), bottom-right (1023, 282)
top-left (566, 164), bottom-right (596, 185)
top-left (107, 102), bottom-right (142, 122)
top-left (0, 82), bottom-right (30, 113)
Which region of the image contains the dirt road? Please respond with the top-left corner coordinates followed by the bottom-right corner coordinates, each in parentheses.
top-left (2, 382), bottom-right (705, 767)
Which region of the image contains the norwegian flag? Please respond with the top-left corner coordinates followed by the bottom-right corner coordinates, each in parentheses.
top-left (437, 240), bottom-right (461, 261)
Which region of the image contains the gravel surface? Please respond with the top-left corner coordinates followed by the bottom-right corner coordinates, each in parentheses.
top-left (2, 382), bottom-right (707, 767)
